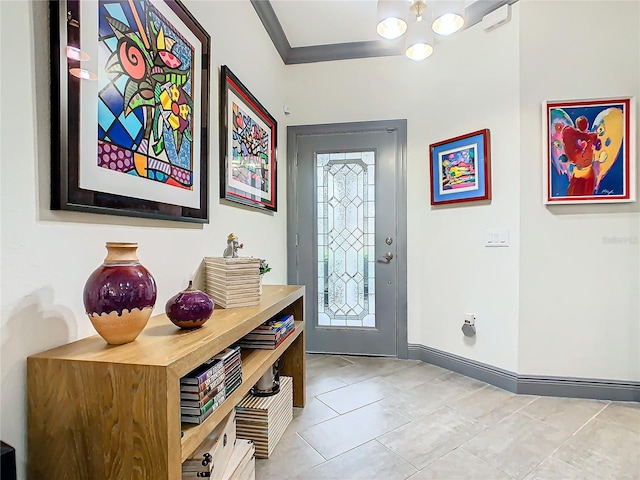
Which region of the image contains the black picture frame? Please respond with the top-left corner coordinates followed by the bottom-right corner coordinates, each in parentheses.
top-left (50, 0), bottom-right (211, 223)
top-left (219, 65), bottom-right (278, 212)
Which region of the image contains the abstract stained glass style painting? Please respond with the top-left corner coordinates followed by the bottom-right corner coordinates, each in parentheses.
top-left (317, 152), bottom-right (376, 328)
top-left (97, 0), bottom-right (195, 190)
top-left (230, 100), bottom-right (272, 200)
top-left (544, 97), bottom-right (635, 204)
top-left (220, 66), bottom-right (277, 211)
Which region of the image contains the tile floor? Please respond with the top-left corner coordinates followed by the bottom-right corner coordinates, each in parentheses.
top-left (256, 354), bottom-right (639, 480)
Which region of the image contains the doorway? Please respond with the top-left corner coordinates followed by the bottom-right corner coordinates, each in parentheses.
top-left (287, 120), bottom-right (407, 357)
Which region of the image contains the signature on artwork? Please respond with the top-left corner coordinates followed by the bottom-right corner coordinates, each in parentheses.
top-left (599, 189), bottom-right (615, 195)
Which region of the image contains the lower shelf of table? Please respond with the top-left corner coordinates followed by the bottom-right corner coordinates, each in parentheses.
top-left (180, 321), bottom-right (304, 462)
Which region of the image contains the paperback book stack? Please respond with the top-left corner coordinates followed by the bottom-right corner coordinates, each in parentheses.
top-left (204, 257), bottom-right (260, 309)
top-left (180, 357), bottom-right (226, 425)
top-left (215, 346), bottom-right (243, 397)
top-left (236, 314), bottom-right (295, 350)
top-left (235, 376), bottom-right (293, 458)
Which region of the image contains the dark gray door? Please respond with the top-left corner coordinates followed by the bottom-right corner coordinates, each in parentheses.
top-left (287, 120), bottom-right (407, 357)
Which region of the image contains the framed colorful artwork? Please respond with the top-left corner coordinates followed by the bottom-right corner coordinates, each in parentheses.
top-left (543, 97), bottom-right (636, 204)
top-left (50, 0), bottom-right (210, 222)
top-left (219, 65), bottom-right (277, 212)
top-left (429, 129), bottom-right (491, 205)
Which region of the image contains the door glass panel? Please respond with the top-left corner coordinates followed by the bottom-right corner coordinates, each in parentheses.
top-left (317, 151), bottom-right (375, 328)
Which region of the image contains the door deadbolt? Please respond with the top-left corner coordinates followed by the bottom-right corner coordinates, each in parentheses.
top-left (385, 237), bottom-right (393, 245)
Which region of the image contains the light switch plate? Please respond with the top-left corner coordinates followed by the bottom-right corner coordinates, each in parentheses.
top-left (485, 228), bottom-right (509, 247)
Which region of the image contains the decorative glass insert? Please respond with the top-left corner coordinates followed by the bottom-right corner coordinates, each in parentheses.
top-left (317, 151), bottom-right (375, 328)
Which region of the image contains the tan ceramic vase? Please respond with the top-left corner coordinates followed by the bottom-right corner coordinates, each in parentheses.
top-left (83, 242), bottom-right (157, 345)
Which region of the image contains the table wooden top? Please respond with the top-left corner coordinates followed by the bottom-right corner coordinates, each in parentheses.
top-left (28, 285), bottom-right (304, 375)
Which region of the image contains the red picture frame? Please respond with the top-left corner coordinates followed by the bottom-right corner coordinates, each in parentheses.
top-left (429, 129), bottom-right (491, 206)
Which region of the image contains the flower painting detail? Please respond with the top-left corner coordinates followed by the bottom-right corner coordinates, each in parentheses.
top-left (439, 145), bottom-right (478, 194)
top-left (231, 101), bottom-right (271, 195)
top-left (220, 65), bottom-right (277, 211)
top-left (545, 98), bottom-right (634, 203)
top-left (98, 0), bottom-right (195, 190)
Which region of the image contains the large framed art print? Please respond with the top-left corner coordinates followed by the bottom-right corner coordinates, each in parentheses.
top-left (429, 129), bottom-right (491, 206)
top-left (50, 0), bottom-right (211, 222)
top-left (543, 97), bottom-right (636, 204)
top-left (219, 65), bottom-right (277, 212)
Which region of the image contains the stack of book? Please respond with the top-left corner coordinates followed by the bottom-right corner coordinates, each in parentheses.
top-left (180, 358), bottom-right (226, 425)
top-left (214, 346), bottom-right (243, 397)
top-left (236, 314), bottom-right (295, 350)
top-left (204, 257), bottom-right (260, 309)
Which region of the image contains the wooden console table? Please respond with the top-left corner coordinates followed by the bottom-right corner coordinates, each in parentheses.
top-left (27, 285), bottom-right (305, 479)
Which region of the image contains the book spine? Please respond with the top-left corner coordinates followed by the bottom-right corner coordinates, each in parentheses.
top-left (180, 395), bottom-right (216, 416)
top-left (180, 361), bottom-right (223, 385)
top-left (180, 392), bottom-right (225, 424)
top-left (180, 383), bottom-right (224, 407)
top-left (180, 369), bottom-right (224, 394)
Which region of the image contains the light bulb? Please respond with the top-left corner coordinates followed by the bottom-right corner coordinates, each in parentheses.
top-left (432, 13), bottom-right (464, 36)
top-left (405, 42), bottom-right (433, 61)
top-left (377, 17), bottom-right (408, 40)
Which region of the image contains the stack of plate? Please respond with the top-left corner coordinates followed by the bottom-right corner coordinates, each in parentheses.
top-left (234, 376), bottom-right (293, 458)
top-left (204, 257), bottom-right (260, 308)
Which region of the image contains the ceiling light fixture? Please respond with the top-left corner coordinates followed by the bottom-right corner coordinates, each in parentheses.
top-left (376, 0), bottom-right (408, 40)
top-left (376, 0), bottom-right (466, 61)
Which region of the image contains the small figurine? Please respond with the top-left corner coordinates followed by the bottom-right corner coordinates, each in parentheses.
top-left (223, 233), bottom-right (243, 258)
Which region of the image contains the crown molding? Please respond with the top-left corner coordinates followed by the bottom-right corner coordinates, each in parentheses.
top-left (251, 0), bottom-right (518, 65)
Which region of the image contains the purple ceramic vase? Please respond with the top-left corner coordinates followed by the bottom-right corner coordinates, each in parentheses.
top-left (165, 281), bottom-right (214, 329)
top-left (83, 242), bottom-right (157, 345)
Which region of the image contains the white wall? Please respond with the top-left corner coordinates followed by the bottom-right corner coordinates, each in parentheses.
top-left (283, 6), bottom-right (522, 372)
top-left (0, 1), bottom-right (287, 476)
top-left (518, 0), bottom-right (640, 381)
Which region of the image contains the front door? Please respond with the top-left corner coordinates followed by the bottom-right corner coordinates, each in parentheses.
top-left (287, 120), bottom-right (407, 357)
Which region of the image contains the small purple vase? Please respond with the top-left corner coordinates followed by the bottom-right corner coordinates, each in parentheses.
top-left (83, 242), bottom-right (157, 345)
top-left (165, 281), bottom-right (214, 329)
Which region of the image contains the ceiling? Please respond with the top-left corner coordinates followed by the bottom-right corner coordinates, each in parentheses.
top-left (250, 0), bottom-right (518, 64)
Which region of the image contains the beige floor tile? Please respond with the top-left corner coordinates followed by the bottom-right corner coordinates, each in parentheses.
top-left (448, 385), bottom-right (537, 426)
top-left (377, 406), bottom-right (486, 470)
top-left (462, 412), bottom-right (571, 479)
top-left (298, 400), bottom-right (411, 460)
top-left (306, 375), bottom-right (349, 398)
top-left (291, 440), bottom-right (418, 480)
top-left (594, 401), bottom-right (640, 434)
top-left (378, 374), bottom-right (476, 419)
top-left (561, 417), bottom-right (640, 475)
top-left (434, 371), bottom-right (488, 394)
top-left (518, 395), bottom-right (608, 434)
top-left (408, 448), bottom-right (512, 480)
top-left (255, 431), bottom-right (326, 480)
top-left (306, 354), bottom-right (355, 379)
top-left (380, 361), bottom-right (450, 390)
top-left (289, 397), bottom-right (339, 432)
top-left (333, 356), bottom-right (413, 385)
top-left (523, 455), bottom-right (591, 480)
top-left (316, 376), bottom-right (397, 414)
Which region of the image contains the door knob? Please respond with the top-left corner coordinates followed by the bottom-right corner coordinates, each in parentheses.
top-left (382, 252), bottom-right (394, 262)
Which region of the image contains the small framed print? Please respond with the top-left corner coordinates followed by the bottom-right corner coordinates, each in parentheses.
top-left (429, 129), bottom-right (491, 206)
top-left (219, 65), bottom-right (277, 211)
top-left (543, 97), bottom-right (636, 204)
